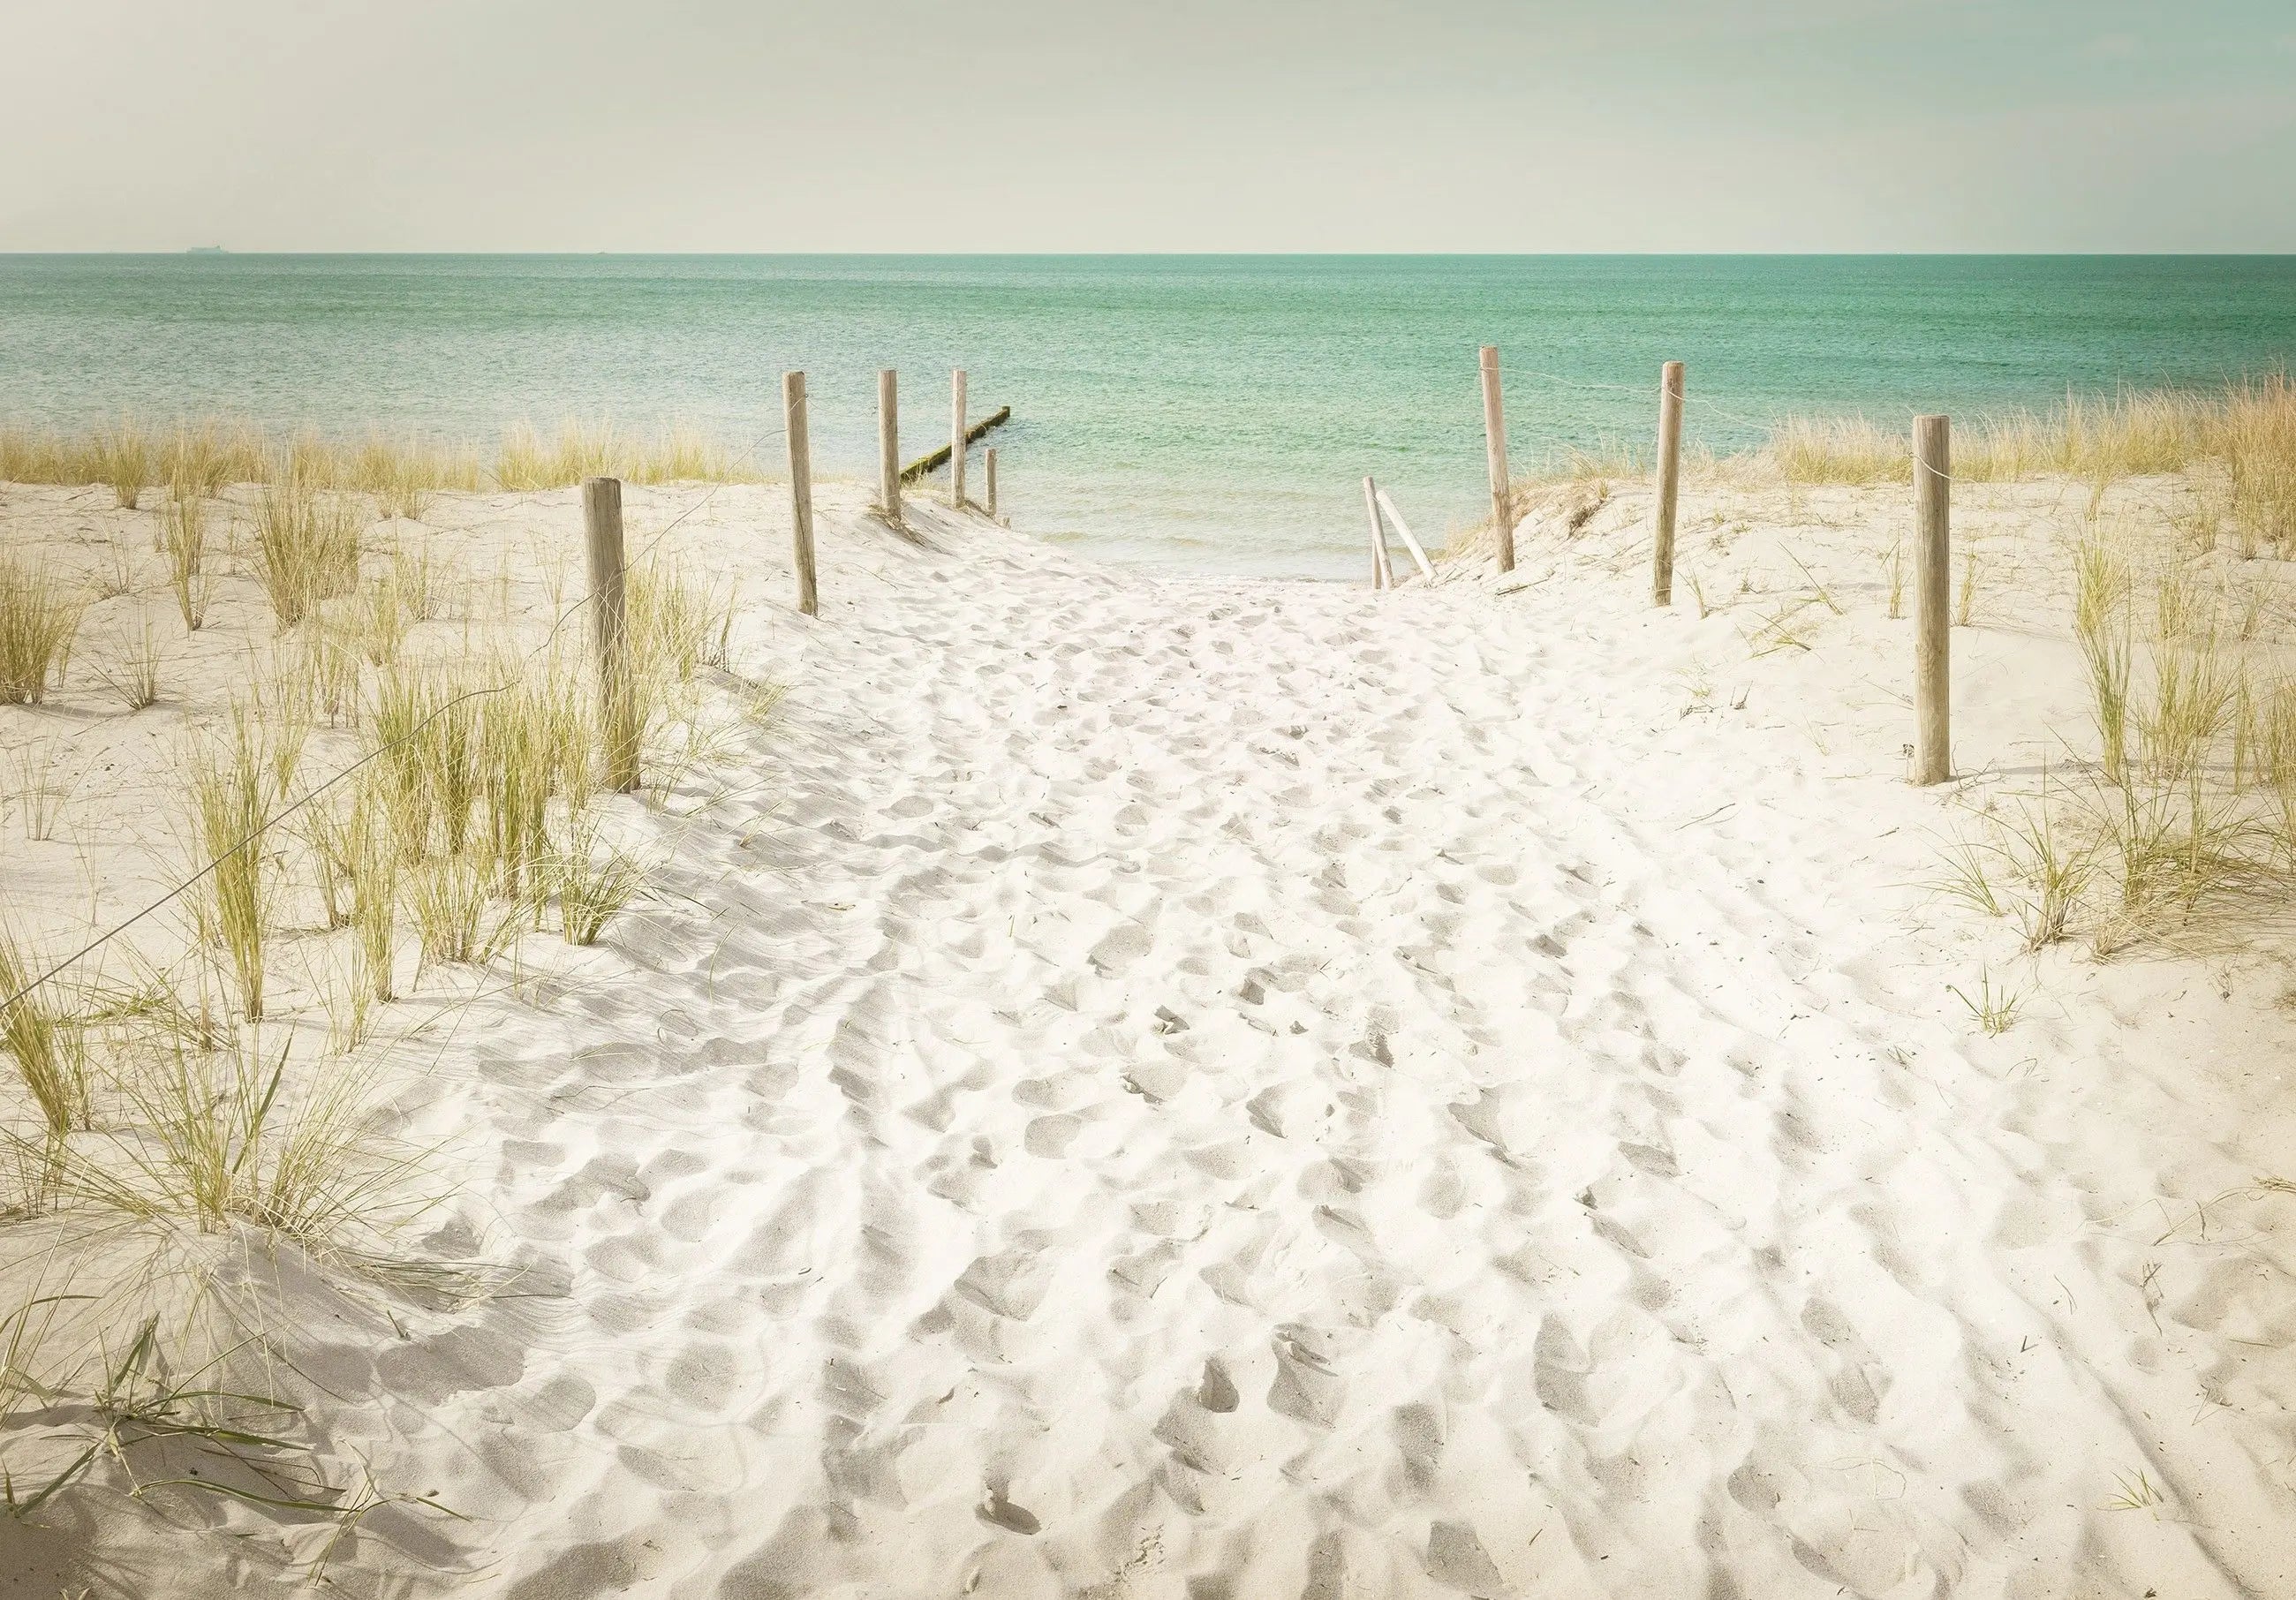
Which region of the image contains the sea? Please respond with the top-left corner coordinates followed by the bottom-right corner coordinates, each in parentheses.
top-left (3, 254), bottom-right (2292, 579)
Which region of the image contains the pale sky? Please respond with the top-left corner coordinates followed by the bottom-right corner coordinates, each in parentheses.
top-left (5, 0), bottom-right (2292, 253)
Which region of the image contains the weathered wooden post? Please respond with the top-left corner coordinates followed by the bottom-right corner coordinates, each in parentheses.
top-left (582, 476), bottom-right (639, 792)
top-left (877, 368), bottom-right (900, 523)
top-left (985, 446), bottom-right (999, 522)
top-left (1374, 486), bottom-right (1436, 582)
top-left (783, 371), bottom-right (819, 617)
top-left (950, 368), bottom-right (968, 509)
top-left (1361, 476), bottom-right (1393, 589)
top-left (1652, 359), bottom-right (1685, 606)
top-left (1914, 414), bottom-right (1952, 784)
top-left (1479, 346), bottom-right (1515, 573)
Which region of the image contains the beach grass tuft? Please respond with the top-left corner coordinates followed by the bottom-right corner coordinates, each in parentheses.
top-left (160, 481), bottom-right (214, 631)
top-left (179, 712), bottom-right (281, 1021)
top-left (92, 615), bottom-right (167, 711)
top-left (251, 477), bottom-right (364, 628)
top-left (91, 419), bottom-right (152, 509)
top-left (0, 555), bottom-right (87, 704)
top-left (0, 926), bottom-right (91, 1141)
top-left (549, 811), bottom-right (646, 946)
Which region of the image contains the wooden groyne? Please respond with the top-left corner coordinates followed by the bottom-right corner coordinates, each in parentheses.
top-left (901, 405), bottom-right (1011, 484)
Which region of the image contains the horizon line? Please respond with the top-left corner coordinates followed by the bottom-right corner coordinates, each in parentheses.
top-left (6, 249), bottom-right (2296, 261)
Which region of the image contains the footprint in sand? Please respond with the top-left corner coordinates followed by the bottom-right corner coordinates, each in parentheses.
top-left (974, 1483), bottom-right (1041, 1536)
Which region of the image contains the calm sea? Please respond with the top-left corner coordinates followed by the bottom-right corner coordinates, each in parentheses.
top-left (3, 255), bottom-right (2293, 577)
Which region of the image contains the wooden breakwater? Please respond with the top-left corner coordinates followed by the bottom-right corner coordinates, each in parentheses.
top-left (901, 405), bottom-right (1011, 484)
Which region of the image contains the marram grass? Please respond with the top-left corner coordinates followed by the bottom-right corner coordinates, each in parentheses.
top-left (1769, 375), bottom-right (2296, 508)
top-left (2, 415), bottom-right (768, 496)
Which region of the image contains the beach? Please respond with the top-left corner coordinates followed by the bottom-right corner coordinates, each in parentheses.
top-left (3, 458), bottom-right (2293, 1597)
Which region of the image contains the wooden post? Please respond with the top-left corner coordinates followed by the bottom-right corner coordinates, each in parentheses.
top-left (877, 368), bottom-right (900, 522)
top-left (1479, 346), bottom-right (1514, 573)
top-left (1914, 414), bottom-right (1952, 785)
top-left (950, 368), bottom-right (967, 509)
top-left (1361, 476), bottom-right (1393, 589)
top-left (784, 371), bottom-right (819, 617)
top-left (1651, 359), bottom-right (1685, 606)
top-left (985, 446), bottom-right (999, 522)
top-left (1373, 486), bottom-right (1436, 582)
top-left (583, 477), bottom-right (639, 793)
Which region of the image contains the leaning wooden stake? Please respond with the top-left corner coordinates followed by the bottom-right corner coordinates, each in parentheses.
top-left (985, 447), bottom-right (999, 522)
top-left (1651, 359), bottom-right (1685, 606)
top-left (1914, 413), bottom-right (1952, 784)
top-left (950, 368), bottom-right (968, 509)
top-left (1479, 346), bottom-right (1515, 574)
top-left (1373, 486), bottom-right (1436, 582)
top-left (784, 371), bottom-right (819, 617)
top-left (1362, 476), bottom-right (1394, 589)
top-left (583, 476), bottom-right (639, 793)
top-left (877, 368), bottom-right (901, 523)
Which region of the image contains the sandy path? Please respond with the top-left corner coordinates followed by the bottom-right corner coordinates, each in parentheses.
top-left (372, 488), bottom-right (2289, 1600)
top-left (8, 481), bottom-right (2292, 1598)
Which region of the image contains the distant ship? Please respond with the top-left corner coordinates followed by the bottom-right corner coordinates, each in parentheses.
top-left (186, 245), bottom-right (227, 255)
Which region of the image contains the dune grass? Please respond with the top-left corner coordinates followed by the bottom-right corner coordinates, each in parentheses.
top-left (1770, 377), bottom-right (2296, 515)
top-left (0, 471), bottom-right (779, 1543)
top-left (9, 740), bottom-right (79, 842)
top-left (90, 615), bottom-right (166, 712)
top-left (3, 415), bottom-right (765, 499)
top-left (345, 780), bottom-right (400, 1002)
top-left (549, 812), bottom-right (646, 946)
top-left (0, 928), bottom-right (90, 1143)
top-left (250, 477), bottom-right (364, 628)
top-left (160, 484), bottom-right (214, 630)
top-left (0, 555), bottom-right (87, 706)
top-left (493, 419), bottom-right (767, 490)
top-left (1950, 525), bottom-right (2296, 957)
top-left (179, 710), bottom-right (291, 1022)
top-left (89, 420), bottom-right (152, 510)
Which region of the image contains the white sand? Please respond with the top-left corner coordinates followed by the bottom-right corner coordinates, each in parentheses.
top-left (3, 472), bottom-right (2295, 1598)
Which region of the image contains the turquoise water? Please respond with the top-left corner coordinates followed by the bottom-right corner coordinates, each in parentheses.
top-left (3, 254), bottom-right (2293, 578)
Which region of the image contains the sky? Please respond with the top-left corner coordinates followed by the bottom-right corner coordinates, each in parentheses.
top-left (4, 0), bottom-right (2292, 253)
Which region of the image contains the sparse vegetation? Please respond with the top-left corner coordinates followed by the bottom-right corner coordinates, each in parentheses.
top-left (160, 484), bottom-right (213, 630)
top-left (250, 476), bottom-right (363, 627)
top-left (92, 615), bottom-right (166, 711)
top-left (0, 555), bottom-right (86, 705)
top-left (2074, 536), bottom-right (2134, 786)
top-left (9, 740), bottom-right (79, 842)
top-left (1771, 376), bottom-right (2296, 506)
top-left (7, 415), bottom-right (763, 500)
top-left (549, 812), bottom-right (646, 946)
top-left (1950, 969), bottom-right (2023, 1035)
top-left (0, 451), bottom-right (776, 1554)
top-left (180, 712), bottom-right (281, 1020)
top-left (494, 419), bottom-right (766, 490)
top-left (1947, 519), bottom-right (2296, 958)
top-left (90, 419), bottom-right (151, 510)
top-left (0, 927), bottom-right (90, 1140)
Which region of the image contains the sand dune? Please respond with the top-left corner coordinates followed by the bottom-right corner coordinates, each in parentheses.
top-left (4, 475), bottom-right (2295, 1598)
